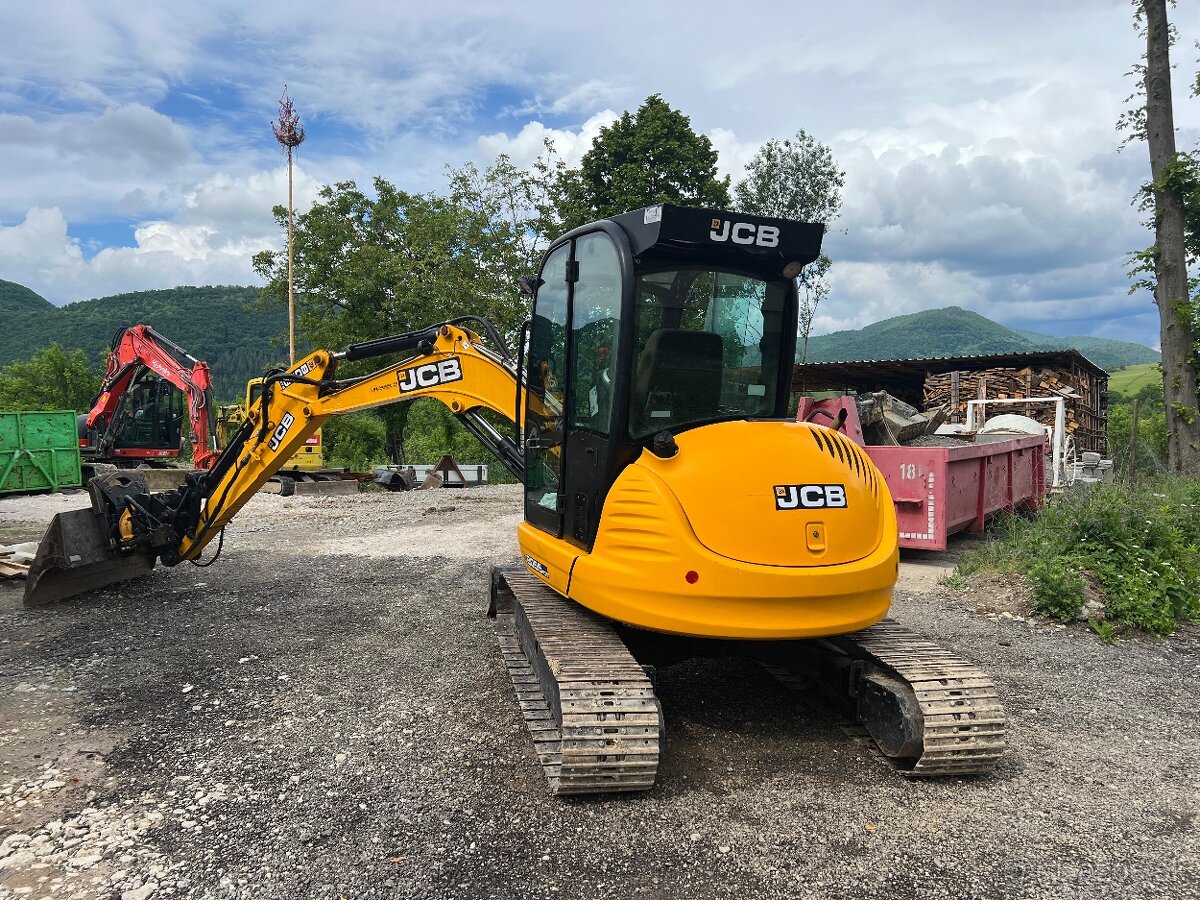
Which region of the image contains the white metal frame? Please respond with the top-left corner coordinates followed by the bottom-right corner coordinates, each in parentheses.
top-left (965, 396), bottom-right (1068, 489)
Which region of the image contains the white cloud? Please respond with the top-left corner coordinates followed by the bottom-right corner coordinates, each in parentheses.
top-left (501, 80), bottom-right (626, 119)
top-left (708, 128), bottom-right (762, 182)
top-left (0, 105), bottom-right (192, 220)
top-left (818, 260), bottom-right (987, 335)
top-left (476, 112), bottom-right (619, 168)
top-left (0, 208), bottom-right (86, 285)
top-left (0, 166), bottom-right (324, 303)
top-left (2, 0), bottom-right (1197, 349)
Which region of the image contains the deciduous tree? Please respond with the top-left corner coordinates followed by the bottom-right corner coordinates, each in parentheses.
top-left (1123, 0), bottom-right (1200, 474)
top-left (252, 168), bottom-right (546, 462)
top-left (445, 146), bottom-right (563, 314)
top-left (556, 95), bottom-right (730, 229)
top-left (733, 130), bottom-right (845, 363)
top-left (0, 344), bottom-right (99, 413)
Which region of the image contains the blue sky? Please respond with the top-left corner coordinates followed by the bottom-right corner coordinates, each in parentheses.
top-left (2, 1), bottom-right (1199, 350)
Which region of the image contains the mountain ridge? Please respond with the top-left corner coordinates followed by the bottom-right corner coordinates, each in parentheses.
top-left (0, 282), bottom-right (1162, 392)
top-left (0, 279), bottom-right (286, 398)
top-left (806, 306), bottom-right (1159, 371)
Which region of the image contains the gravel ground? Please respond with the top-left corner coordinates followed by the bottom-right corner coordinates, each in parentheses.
top-left (1, 485), bottom-right (1198, 900)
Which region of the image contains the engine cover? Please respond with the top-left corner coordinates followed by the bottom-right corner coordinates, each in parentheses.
top-left (640, 420), bottom-right (887, 567)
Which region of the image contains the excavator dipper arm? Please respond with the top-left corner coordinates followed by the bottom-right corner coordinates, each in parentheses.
top-left (178, 322), bottom-right (523, 561)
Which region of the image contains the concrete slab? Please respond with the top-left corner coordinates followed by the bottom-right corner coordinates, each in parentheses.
top-left (897, 531), bottom-right (985, 593)
top-left (140, 468), bottom-right (193, 491)
top-left (291, 479), bottom-right (359, 497)
top-left (897, 558), bottom-right (956, 593)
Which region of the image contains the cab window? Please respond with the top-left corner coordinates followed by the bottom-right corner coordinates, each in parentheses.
top-left (524, 244), bottom-right (570, 520)
top-left (630, 267), bottom-right (787, 439)
top-left (569, 233), bottom-right (621, 437)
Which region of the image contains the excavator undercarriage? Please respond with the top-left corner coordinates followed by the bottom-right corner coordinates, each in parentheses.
top-left (490, 569), bottom-right (1005, 792)
top-left (490, 570), bottom-right (663, 793)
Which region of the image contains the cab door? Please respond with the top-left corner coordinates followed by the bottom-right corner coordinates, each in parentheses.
top-left (524, 231), bottom-right (626, 546)
top-left (524, 244), bottom-right (570, 535)
top-left (561, 231), bottom-right (623, 548)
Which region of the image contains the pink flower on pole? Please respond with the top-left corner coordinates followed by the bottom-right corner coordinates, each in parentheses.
top-left (273, 85), bottom-right (306, 150)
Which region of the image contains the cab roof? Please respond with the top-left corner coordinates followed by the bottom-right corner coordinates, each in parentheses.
top-left (609, 205), bottom-right (824, 276)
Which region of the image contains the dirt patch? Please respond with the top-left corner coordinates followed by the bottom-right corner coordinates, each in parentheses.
top-left (960, 571), bottom-right (1036, 618)
top-left (0, 491), bottom-right (92, 530)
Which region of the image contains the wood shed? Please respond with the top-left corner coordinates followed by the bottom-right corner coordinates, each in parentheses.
top-left (792, 349), bottom-right (1109, 454)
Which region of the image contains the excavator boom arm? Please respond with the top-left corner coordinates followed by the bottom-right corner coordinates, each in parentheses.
top-left (178, 323), bottom-right (523, 560)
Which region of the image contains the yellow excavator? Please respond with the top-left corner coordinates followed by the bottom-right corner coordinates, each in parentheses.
top-left (216, 376), bottom-right (325, 471)
top-left (23, 205), bottom-right (1006, 794)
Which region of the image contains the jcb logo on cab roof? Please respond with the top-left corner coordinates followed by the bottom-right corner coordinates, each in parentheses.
top-left (710, 218), bottom-right (780, 247)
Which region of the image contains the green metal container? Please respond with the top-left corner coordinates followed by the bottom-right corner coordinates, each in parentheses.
top-left (0, 411), bottom-right (83, 494)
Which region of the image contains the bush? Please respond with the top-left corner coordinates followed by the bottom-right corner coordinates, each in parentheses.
top-left (958, 477), bottom-right (1200, 635)
top-left (1027, 560), bottom-right (1084, 620)
top-left (319, 402), bottom-right (520, 483)
top-left (401, 400), bottom-right (520, 484)
top-left (322, 413), bottom-right (389, 470)
top-left (1107, 402), bottom-right (1168, 475)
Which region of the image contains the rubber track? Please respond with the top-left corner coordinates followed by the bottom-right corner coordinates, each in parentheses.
top-left (492, 571), bottom-right (661, 794)
top-left (831, 618), bottom-right (1007, 776)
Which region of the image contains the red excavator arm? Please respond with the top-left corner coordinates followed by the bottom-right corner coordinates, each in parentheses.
top-left (85, 325), bottom-right (219, 469)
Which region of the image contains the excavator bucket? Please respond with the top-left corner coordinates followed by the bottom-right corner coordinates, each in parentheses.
top-left (22, 508), bottom-right (156, 607)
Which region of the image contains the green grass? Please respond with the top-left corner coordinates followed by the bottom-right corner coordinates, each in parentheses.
top-left (0, 526), bottom-right (43, 544)
top-left (1108, 363), bottom-right (1160, 399)
top-left (958, 476), bottom-right (1200, 637)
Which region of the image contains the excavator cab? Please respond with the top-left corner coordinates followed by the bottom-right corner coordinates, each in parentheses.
top-left (110, 376), bottom-right (186, 453)
top-left (512, 206), bottom-right (903, 641)
top-left (522, 205), bottom-right (820, 550)
top-left (76, 324), bottom-right (217, 470)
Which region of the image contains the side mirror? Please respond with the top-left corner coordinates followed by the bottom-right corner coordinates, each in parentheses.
top-left (518, 275), bottom-right (543, 297)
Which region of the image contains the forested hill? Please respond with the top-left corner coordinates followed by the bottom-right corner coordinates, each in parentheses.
top-left (806, 306), bottom-right (1160, 371)
top-left (0, 279), bottom-right (56, 317)
top-left (2, 283), bottom-right (1161, 395)
top-left (0, 280), bottom-right (286, 399)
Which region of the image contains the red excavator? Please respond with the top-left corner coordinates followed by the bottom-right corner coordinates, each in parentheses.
top-left (79, 325), bottom-right (219, 470)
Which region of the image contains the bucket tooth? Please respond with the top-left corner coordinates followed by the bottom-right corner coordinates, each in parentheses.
top-left (22, 508), bottom-right (156, 607)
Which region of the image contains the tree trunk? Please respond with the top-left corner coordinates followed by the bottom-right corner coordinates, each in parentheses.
top-left (1144, 0), bottom-right (1200, 475)
top-left (384, 404), bottom-right (410, 464)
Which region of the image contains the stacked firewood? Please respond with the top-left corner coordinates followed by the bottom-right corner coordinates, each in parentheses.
top-left (922, 366), bottom-right (1095, 437)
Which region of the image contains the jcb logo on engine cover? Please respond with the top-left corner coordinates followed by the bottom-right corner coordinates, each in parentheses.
top-left (397, 358), bottom-right (463, 393)
top-left (710, 218), bottom-right (780, 247)
top-left (268, 412), bottom-right (295, 452)
top-left (774, 484), bottom-right (847, 510)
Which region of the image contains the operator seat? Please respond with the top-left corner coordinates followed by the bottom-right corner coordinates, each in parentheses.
top-left (632, 329), bottom-right (724, 435)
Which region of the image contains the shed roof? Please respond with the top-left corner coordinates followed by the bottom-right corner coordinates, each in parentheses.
top-left (792, 348), bottom-right (1108, 395)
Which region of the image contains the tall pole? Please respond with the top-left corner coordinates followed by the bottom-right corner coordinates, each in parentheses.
top-left (287, 144), bottom-right (295, 364)
top-left (273, 86), bottom-right (306, 366)
top-left (1129, 399), bottom-right (1140, 480)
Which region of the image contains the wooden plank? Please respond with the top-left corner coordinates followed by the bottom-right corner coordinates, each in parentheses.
top-left (0, 561), bottom-right (29, 579)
